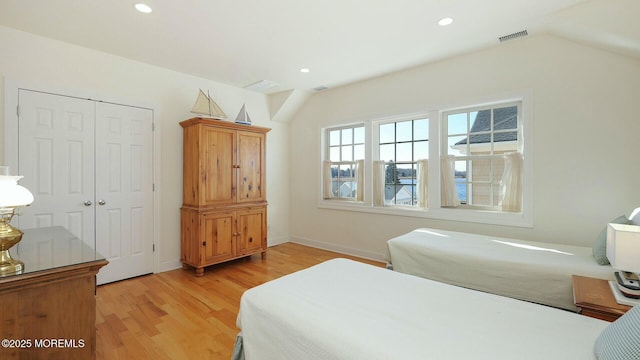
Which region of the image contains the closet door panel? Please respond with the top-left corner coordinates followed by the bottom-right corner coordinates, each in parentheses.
top-left (95, 102), bottom-right (154, 284)
top-left (17, 89), bottom-right (96, 245)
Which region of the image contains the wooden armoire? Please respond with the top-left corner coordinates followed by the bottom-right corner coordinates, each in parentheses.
top-left (180, 118), bottom-right (270, 276)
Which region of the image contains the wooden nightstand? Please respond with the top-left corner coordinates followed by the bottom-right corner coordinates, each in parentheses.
top-left (572, 275), bottom-right (632, 322)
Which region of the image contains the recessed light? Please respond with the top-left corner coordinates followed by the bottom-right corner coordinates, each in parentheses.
top-left (134, 3), bottom-right (153, 13)
top-left (300, 68), bottom-right (310, 73)
top-left (438, 17), bottom-right (453, 26)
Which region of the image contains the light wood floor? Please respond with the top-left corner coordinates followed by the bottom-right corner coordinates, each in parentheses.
top-left (95, 242), bottom-right (384, 359)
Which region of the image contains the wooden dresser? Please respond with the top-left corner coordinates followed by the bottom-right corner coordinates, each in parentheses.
top-left (180, 118), bottom-right (270, 276)
top-left (0, 226), bottom-right (107, 359)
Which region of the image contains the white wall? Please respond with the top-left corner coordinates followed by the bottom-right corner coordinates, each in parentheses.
top-left (290, 34), bottom-right (640, 260)
top-left (0, 25), bottom-right (290, 272)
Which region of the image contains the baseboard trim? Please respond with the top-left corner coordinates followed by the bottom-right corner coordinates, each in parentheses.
top-left (289, 236), bottom-right (386, 262)
top-left (159, 236), bottom-right (384, 273)
top-left (160, 260), bottom-right (183, 273)
top-left (268, 235), bottom-right (289, 247)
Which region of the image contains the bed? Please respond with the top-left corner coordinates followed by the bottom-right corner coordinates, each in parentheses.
top-left (234, 258), bottom-right (636, 360)
top-left (386, 228), bottom-right (617, 311)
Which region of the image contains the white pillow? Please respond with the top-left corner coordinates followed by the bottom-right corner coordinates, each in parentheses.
top-left (630, 207), bottom-right (640, 225)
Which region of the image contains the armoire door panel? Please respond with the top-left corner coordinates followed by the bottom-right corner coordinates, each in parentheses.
top-left (237, 208), bottom-right (265, 255)
top-left (202, 212), bottom-right (235, 263)
top-left (203, 127), bottom-right (235, 205)
top-left (237, 131), bottom-right (265, 203)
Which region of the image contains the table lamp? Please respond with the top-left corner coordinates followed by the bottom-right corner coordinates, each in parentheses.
top-left (606, 222), bottom-right (640, 306)
top-left (0, 168), bottom-right (34, 276)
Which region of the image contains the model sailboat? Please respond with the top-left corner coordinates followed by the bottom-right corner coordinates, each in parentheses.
top-left (234, 103), bottom-right (252, 125)
top-left (191, 89), bottom-right (227, 120)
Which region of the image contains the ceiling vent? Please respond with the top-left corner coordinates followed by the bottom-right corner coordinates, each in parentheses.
top-left (499, 30), bottom-right (528, 43)
top-left (313, 85), bottom-right (329, 92)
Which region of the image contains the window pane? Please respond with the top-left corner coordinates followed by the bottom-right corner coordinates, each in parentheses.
top-left (396, 143), bottom-right (412, 162)
top-left (397, 163), bottom-right (415, 205)
top-left (447, 113), bottom-right (467, 135)
top-left (471, 183), bottom-right (491, 206)
top-left (354, 144), bottom-right (364, 160)
top-left (469, 110), bottom-right (488, 134)
top-left (330, 165), bottom-right (339, 179)
top-left (337, 181), bottom-right (347, 197)
top-left (455, 167), bottom-right (467, 203)
top-left (339, 164), bottom-right (352, 179)
top-left (329, 147), bottom-right (340, 161)
top-left (492, 157), bottom-right (505, 181)
top-left (341, 145), bottom-right (353, 161)
top-left (385, 184), bottom-right (398, 204)
top-left (396, 121), bottom-right (412, 142)
top-left (414, 140), bottom-right (428, 160)
top-left (397, 164), bottom-right (414, 182)
top-left (495, 130), bottom-right (518, 143)
top-left (341, 128), bottom-right (353, 145)
top-left (380, 144), bottom-right (395, 162)
top-left (447, 135), bottom-right (467, 156)
top-left (414, 119), bottom-right (428, 141)
top-left (354, 126), bottom-right (365, 144)
top-left (454, 160), bottom-right (467, 173)
top-left (472, 158), bottom-right (491, 182)
top-left (331, 181), bottom-right (339, 196)
top-left (379, 123), bottom-right (395, 143)
top-left (493, 183), bottom-right (501, 206)
top-left (329, 130), bottom-right (340, 146)
top-left (384, 163), bottom-right (399, 185)
top-left (493, 106), bottom-right (517, 131)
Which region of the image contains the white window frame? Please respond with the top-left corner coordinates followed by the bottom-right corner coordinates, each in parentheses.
top-left (322, 123), bottom-right (365, 202)
top-left (373, 114), bottom-right (429, 208)
top-left (442, 101), bottom-right (521, 209)
top-left (318, 90), bottom-right (533, 228)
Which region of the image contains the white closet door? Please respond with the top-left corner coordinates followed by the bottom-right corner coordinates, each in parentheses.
top-left (16, 89), bottom-right (155, 285)
top-left (95, 102), bottom-right (154, 284)
top-left (17, 89), bottom-right (96, 245)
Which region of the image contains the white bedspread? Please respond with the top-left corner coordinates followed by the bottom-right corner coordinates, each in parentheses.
top-left (386, 228), bottom-right (616, 311)
top-left (237, 258), bottom-right (608, 360)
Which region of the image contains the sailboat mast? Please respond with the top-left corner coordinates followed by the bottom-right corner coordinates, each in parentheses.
top-left (207, 90), bottom-right (214, 117)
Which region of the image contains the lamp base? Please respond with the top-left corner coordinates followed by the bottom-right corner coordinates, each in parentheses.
top-left (0, 250), bottom-right (23, 276)
top-left (609, 281), bottom-right (640, 306)
top-left (0, 212), bottom-right (25, 277)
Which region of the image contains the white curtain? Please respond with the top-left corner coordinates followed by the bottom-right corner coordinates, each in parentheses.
top-left (373, 160), bottom-right (386, 206)
top-left (500, 152), bottom-right (523, 212)
top-left (322, 160), bottom-right (333, 199)
top-left (417, 159), bottom-right (429, 208)
top-left (355, 159), bottom-right (364, 202)
top-left (440, 155), bottom-right (460, 207)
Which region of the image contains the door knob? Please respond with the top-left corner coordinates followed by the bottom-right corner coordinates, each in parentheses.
top-left (98, 200), bottom-right (106, 205)
top-left (84, 200), bottom-right (92, 206)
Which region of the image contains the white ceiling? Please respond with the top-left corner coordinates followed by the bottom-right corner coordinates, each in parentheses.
top-left (0, 0), bottom-right (637, 94)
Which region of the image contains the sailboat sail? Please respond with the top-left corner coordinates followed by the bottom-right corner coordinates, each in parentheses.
top-left (191, 89), bottom-right (227, 119)
top-left (235, 103), bottom-right (252, 125)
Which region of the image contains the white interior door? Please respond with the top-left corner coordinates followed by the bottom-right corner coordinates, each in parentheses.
top-left (15, 89), bottom-right (155, 284)
top-left (17, 90), bottom-right (96, 243)
top-left (95, 102), bottom-right (154, 284)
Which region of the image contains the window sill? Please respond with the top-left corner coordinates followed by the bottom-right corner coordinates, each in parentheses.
top-left (318, 200), bottom-right (532, 228)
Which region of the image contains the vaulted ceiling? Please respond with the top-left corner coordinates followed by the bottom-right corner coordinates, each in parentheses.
top-left (0, 0), bottom-right (637, 94)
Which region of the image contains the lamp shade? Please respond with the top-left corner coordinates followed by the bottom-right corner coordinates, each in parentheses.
top-left (606, 223), bottom-right (640, 273)
top-left (0, 175), bottom-right (34, 208)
